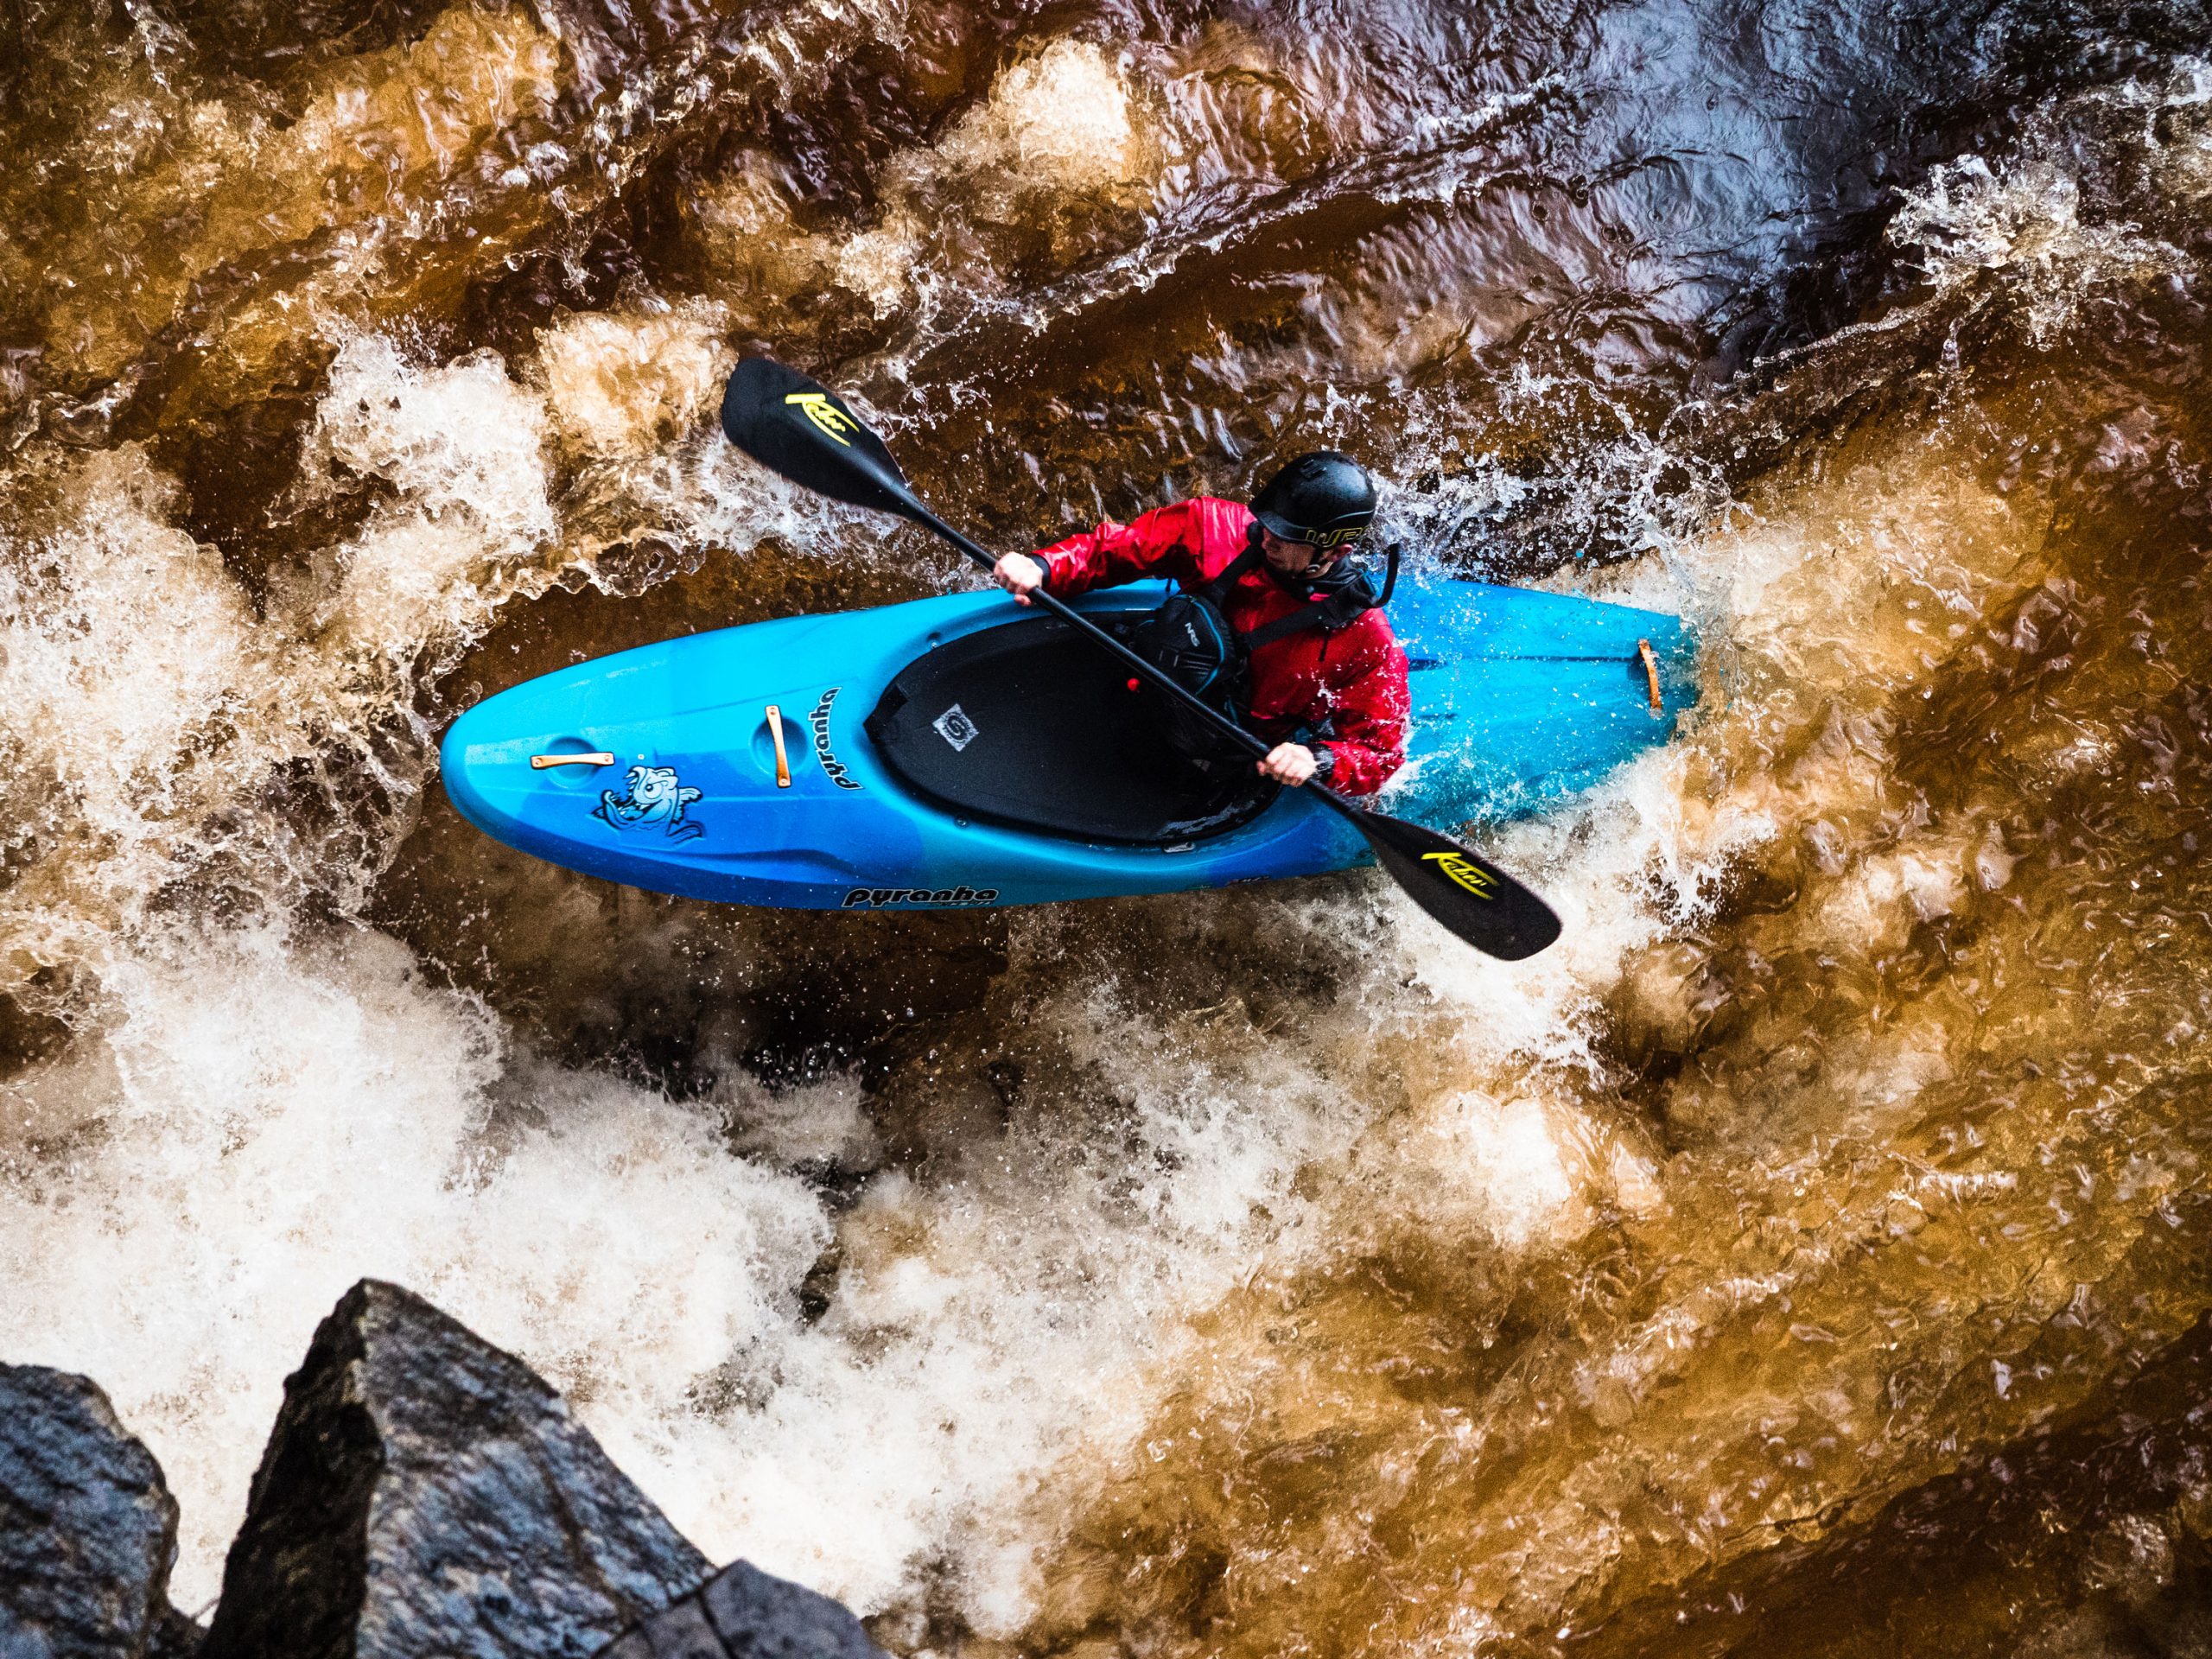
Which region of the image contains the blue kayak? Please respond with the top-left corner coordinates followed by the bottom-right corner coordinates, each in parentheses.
top-left (438, 575), bottom-right (1696, 911)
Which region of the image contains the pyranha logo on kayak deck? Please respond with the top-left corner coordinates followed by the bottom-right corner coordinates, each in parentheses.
top-left (594, 765), bottom-right (704, 842)
top-left (810, 688), bottom-right (862, 789)
top-left (842, 885), bottom-right (999, 909)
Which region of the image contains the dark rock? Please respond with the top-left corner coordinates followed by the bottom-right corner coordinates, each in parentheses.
top-left (0, 1362), bottom-right (199, 1658)
top-left (202, 1280), bottom-right (709, 1659)
top-left (597, 1560), bottom-right (886, 1659)
top-left (145, 1608), bottom-right (205, 1659)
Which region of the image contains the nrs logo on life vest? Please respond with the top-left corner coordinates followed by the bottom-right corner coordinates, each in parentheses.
top-left (785, 391), bottom-right (859, 446)
top-left (810, 688), bottom-right (861, 789)
top-left (1422, 850), bottom-right (1497, 899)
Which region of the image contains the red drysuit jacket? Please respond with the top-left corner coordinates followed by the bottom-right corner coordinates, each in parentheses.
top-left (1033, 496), bottom-right (1410, 795)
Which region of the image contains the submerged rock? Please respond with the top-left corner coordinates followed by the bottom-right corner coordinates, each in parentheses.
top-left (201, 1280), bottom-right (709, 1659)
top-left (0, 1362), bottom-right (200, 1659)
top-left (597, 1560), bottom-right (886, 1659)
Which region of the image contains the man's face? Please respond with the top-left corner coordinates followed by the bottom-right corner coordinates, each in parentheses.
top-left (1259, 527), bottom-right (1340, 578)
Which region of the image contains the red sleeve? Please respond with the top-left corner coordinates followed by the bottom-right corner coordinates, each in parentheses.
top-left (1032, 500), bottom-right (1212, 595)
top-left (1317, 621), bottom-right (1410, 795)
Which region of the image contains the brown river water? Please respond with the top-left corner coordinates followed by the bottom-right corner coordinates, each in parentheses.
top-left (8, 0), bottom-right (2212, 1649)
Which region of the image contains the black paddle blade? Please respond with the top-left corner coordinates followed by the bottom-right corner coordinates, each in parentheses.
top-left (1355, 809), bottom-right (1562, 960)
top-left (720, 357), bottom-right (919, 519)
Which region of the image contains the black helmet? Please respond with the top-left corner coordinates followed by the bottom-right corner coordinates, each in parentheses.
top-left (1249, 451), bottom-right (1376, 550)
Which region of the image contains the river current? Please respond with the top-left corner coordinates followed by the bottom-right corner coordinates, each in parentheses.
top-left (5, 0), bottom-right (2212, 1649)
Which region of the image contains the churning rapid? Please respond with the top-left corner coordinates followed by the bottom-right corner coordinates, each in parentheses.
top-left (8, 0), bottom-right (2212, 1647)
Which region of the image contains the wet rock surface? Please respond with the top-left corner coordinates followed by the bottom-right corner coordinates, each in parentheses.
top-left (0, 1362), bottom-right (199, 1659)
top-left (598, 1560), bottom-right (887, 1659)
top-left (200, 1280), bottom-right (711, 1659)
top-left (4, 1283), bottom-right (877, 1659)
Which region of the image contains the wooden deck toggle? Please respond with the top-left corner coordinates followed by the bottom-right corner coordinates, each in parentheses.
top-left (766, 704), bottom-right (791, 787)
top-left (1637, 639), bottom-right (1663, 715)
top-left (531, 752), bottom-right (616, 769)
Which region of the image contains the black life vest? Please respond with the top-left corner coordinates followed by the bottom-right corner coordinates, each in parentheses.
top-left (1128, 528), bottom-right (1398, 760)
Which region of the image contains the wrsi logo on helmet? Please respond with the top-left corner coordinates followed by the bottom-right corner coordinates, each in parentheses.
top-left (810, 688), bottom-right (862, 788)
top-left (1297, 524), bottom-right (1371, 550)
top-left (842, 885), bottom-right (1000, 908)
top-left (785, 391), bottom-right (860, 447)
top-left (1250, 450), bottom-right (1378, 547)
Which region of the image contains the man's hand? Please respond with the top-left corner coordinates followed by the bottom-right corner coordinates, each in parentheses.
top-left (993, 553), bottom-right (1046, 605)
top-left (1258, 742), bottom-right (1319, 786)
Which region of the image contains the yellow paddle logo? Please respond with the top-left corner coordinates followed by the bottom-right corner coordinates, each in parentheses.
top-left (1423, 850), bottom-right (1497, 899)
top-left (785, 391), bottom-right (861, 447)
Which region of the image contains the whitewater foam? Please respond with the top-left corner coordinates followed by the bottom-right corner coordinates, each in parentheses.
top-left (9, 27), bottom-right (2211, 1652)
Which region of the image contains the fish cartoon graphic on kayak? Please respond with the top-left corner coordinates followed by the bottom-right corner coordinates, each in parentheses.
top-left (594, 765), bottom-right (704, 842)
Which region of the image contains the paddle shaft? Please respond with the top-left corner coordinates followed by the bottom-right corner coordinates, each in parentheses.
top-left (907, 505), bottom-right (1377, 824)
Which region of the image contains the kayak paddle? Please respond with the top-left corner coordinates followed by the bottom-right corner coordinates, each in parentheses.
top-left (719, 356), bottom-right (1563, 961)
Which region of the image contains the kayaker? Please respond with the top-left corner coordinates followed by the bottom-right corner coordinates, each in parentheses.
top-left (991, 454), bottom-right (1410, 793)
